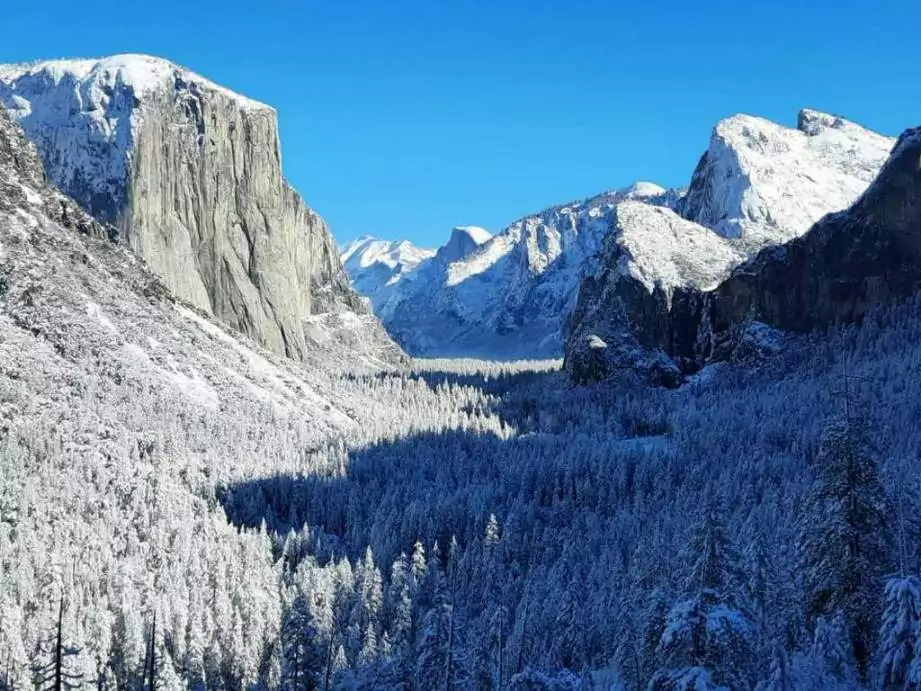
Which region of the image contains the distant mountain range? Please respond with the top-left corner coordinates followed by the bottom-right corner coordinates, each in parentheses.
top-left (342, 110), bottom-right (894, 360)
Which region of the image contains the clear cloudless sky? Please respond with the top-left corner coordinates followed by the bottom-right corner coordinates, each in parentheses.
top-left (2, 1), bottom-right (920, 246)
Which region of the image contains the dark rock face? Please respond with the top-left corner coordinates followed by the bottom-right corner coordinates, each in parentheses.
top-left (697, 127), bottom-right (921, 361)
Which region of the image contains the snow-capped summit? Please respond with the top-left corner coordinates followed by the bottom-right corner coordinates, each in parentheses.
top-left (435, 225), bottom-right (492, 263)
top-left (679, 108), bottom-right (893, 246)
top-left (621, 181), bottom-right (667, 199)
top-left (341, 236), bottom-right (434, 273)
top-left (340, 236), bottom-right (436, 314)
top-left (0, 54), bottom-right (272, 113)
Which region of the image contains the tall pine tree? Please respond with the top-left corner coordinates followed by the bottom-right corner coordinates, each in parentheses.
top-left (798, 414), bottom-right (892, 680)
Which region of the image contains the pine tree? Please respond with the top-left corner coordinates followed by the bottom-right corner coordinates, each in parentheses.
top-left (143, 612), bottom-right (157, 691)
top-left (755, 642), bottom-right (795, 691)
top-left (880, 576), bottom-right (921, 691)
top-left (281, 593), bottom-right (322, 691)
top-left (798, 414), bottom-right (892, 679)
top-left (808, 613), bottom-right (857, 686)
top-left (387, 554), bottom-right (413, 655)
top-left (30, 598), bottom-right (84, 691)
top-left (649, 511), bottom-right (754, 690)
top-left (484, 515), bottom-right (500, 547)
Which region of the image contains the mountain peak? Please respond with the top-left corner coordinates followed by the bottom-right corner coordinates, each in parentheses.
top-left (795, 107), bottom-right (865, 136)
top-left (450, 225), bottom-right (491, 244)
top-left (621, 181), bottom-right (667, 199)
top-left (436, 225), bottom-right (492, 263)
top-left (0, 54), bottom-right (272, 112)
top-left (682, 109), bottom-right (894, 244)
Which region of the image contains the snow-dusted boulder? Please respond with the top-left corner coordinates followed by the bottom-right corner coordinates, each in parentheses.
top-left (0, 54), bottom-right (402, 365)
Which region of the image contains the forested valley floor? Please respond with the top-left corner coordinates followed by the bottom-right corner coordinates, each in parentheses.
top-left (4, 297), bottom-right (921, 690)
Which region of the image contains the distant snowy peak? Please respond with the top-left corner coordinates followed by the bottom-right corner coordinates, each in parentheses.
top-left (339, 236), bottom-right (436, 316)
top-left (680, 108), bottom-right (894, 246)
top-left (341, 236), bottom-right (435, 273)
top-left (436, 225), bottom-right (492, 263)
top-left (621, 181), bottom-right (668, 200)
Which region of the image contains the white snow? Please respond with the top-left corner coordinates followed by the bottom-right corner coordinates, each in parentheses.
top-left (612, 201), bottom-right (745, 295)
top-left (0, 54), bottom-right (271, 111)
top-left (0, 55), bottom-right (273, 220)
top-left (86, 301), bottom-right (118, 335)
top-left (687, 110), bottom-right (895, 245)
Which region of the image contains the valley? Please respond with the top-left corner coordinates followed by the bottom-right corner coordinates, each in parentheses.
top-left (0, 47), bottom-right (919, 691)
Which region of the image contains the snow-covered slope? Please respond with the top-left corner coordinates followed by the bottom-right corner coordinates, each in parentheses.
top-left (680, 108), bottom-right (894, 247)
top-left (0, 54), bottom-right (403, 366)
top-left (343, 109), bottom-right (892, 360)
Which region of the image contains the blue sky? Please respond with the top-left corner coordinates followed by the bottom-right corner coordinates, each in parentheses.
top-left (3, 1), bottom-right (920, 247)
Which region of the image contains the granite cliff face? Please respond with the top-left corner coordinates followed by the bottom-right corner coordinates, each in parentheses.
top-left (0, 55), bottom-right (399, 365)
top-left (564, 110), bottom-right (897, 384)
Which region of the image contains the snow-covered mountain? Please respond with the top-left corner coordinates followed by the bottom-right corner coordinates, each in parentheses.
top-left (566, 114), bottom-right (907, 385)
top-left (342, 183), bottom-right (676, 358)
top-left (343, 109), bottom-right (892, 360)
top-left (340, 236), bottom-right (436, 312)
top-left (0, 54), bottom-right (403, 365)
top-left (679, 108), bottom-right (894, 247)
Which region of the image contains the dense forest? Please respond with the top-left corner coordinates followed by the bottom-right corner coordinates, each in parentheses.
top-left (3, 295), bottom-right (921, 690)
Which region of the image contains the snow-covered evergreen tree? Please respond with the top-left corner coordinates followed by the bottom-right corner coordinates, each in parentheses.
top-left (880, 576), bottom-right (921, 690)
top-left (798, 414), bottom-right (892, 679)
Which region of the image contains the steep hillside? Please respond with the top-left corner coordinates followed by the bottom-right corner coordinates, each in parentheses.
top-left (0, 54), bottom-right (402, 365)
